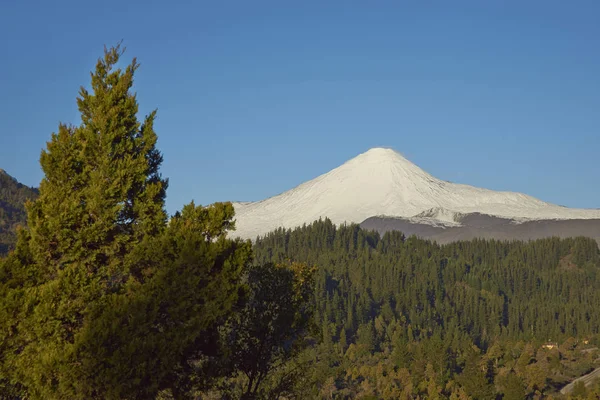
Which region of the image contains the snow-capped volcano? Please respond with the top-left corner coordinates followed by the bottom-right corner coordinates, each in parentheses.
top-left (231, 148), bottom-right (600, 239)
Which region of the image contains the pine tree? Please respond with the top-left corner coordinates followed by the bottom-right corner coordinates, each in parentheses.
top-left (456, 348), bottom-right (495, 399)
top-left (3, 44), bottom-right (169, 399)
top-left (495, 372), bottom-right (526, 400)
top-left (0, 45), bottom-right (251, 399)
top-left (357, 321), bottom-right (376, 354)
top-left (28, 44), bottom-right (167, 276)
top-left (339, 328), bottom-right (348, 356)
top-left (322, 319), bottom-right (333, 349)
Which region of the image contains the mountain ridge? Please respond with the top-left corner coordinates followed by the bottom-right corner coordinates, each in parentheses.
top-left (362, 214), bottom-right (600, 245)
top-left (0, 169), bottom-right (38, 255)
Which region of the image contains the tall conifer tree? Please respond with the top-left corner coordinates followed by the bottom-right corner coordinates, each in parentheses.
top-left (3, 43), bottom-right (169, 398)
top-left (0, 44), bottom-right (251, 399)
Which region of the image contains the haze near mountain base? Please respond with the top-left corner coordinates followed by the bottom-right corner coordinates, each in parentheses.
top-left (232, 148), bottom-right (600, 240)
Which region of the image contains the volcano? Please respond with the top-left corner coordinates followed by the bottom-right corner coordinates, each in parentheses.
top-left (231, 148), bottom-right (600, 241)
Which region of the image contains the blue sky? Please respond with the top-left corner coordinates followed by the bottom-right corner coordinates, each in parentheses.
top-left (1, 1), bottom-right (598, 214)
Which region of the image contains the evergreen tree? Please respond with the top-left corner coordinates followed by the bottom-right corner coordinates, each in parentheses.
top-left (3, 43), bottom-right (169, 399)
top-left (495, 372), bottom-right (526, 400)
top-left (0, 45), bottom-right (251, 399)
top-left (356, 321), bottom-right (377, 354)
top-left (222, 262), bottom-right (316, 400)
top-left (252, 219), bottom-right (600, 398)
top-left (339, 328), bottom-right (348, 356)
top-left (572, 380), bottom-right (587, 398)
top-left (456, 348), bottom-right (494, 399)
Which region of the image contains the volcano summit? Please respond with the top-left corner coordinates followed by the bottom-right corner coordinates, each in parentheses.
top-left (231, 148), bottom-right (600, 242)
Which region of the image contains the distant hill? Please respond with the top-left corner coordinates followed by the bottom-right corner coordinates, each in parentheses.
top-left (0, 169), bottom-right (38, 255)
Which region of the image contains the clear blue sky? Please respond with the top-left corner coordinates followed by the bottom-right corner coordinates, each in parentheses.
top-left (1, 1), bottom-right (598, 215)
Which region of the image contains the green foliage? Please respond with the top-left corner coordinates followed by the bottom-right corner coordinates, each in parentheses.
top-left (253, 218), bottom-right (600, 398)
top-left (255, 219), bottom-right (600, 347)
top-left (497, 372), bottom-right (526, 400)
top-left (219, 261), bottom-right (316, 399)
top-left (55, 201), bottom-right (251, 399)
top-left (1, 44), bottom-right (170, 399)
top-left (455, 348), bottom-right (494, 399)
top-left (356, 321), bottom-right (376, 354)
top-left (572, 380), bottom-right (587, 398)
top-left (0, 45), bottom-right (252, 399)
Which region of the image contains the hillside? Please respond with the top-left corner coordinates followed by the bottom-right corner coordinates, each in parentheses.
top-left (232, 148), bottom-right (600, 240)
top-left (0, 169), bottom-right (38, 255)
top-left (254, 219), bottom-right (600, 398)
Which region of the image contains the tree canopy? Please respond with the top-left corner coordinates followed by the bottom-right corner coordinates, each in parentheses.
top-left (252, 218), bottom-right (600, 398)
top-left (0, 45), bottom-right (255, 399)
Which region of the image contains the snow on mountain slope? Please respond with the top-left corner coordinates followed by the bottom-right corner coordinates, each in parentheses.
top-left (231, 148), bottom-right (600, 239)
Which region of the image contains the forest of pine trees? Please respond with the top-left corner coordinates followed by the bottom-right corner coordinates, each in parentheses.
top-left (252, 219), bottom-right (600, 398)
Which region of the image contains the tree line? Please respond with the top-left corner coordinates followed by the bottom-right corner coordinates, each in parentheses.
top-left (252, 220), bottom-right (600, 398)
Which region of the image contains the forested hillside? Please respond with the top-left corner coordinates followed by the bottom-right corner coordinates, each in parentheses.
top-left (254, 219), bottom-right (600, 398)
top-left (0, 170), bottom-right (37, 255)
